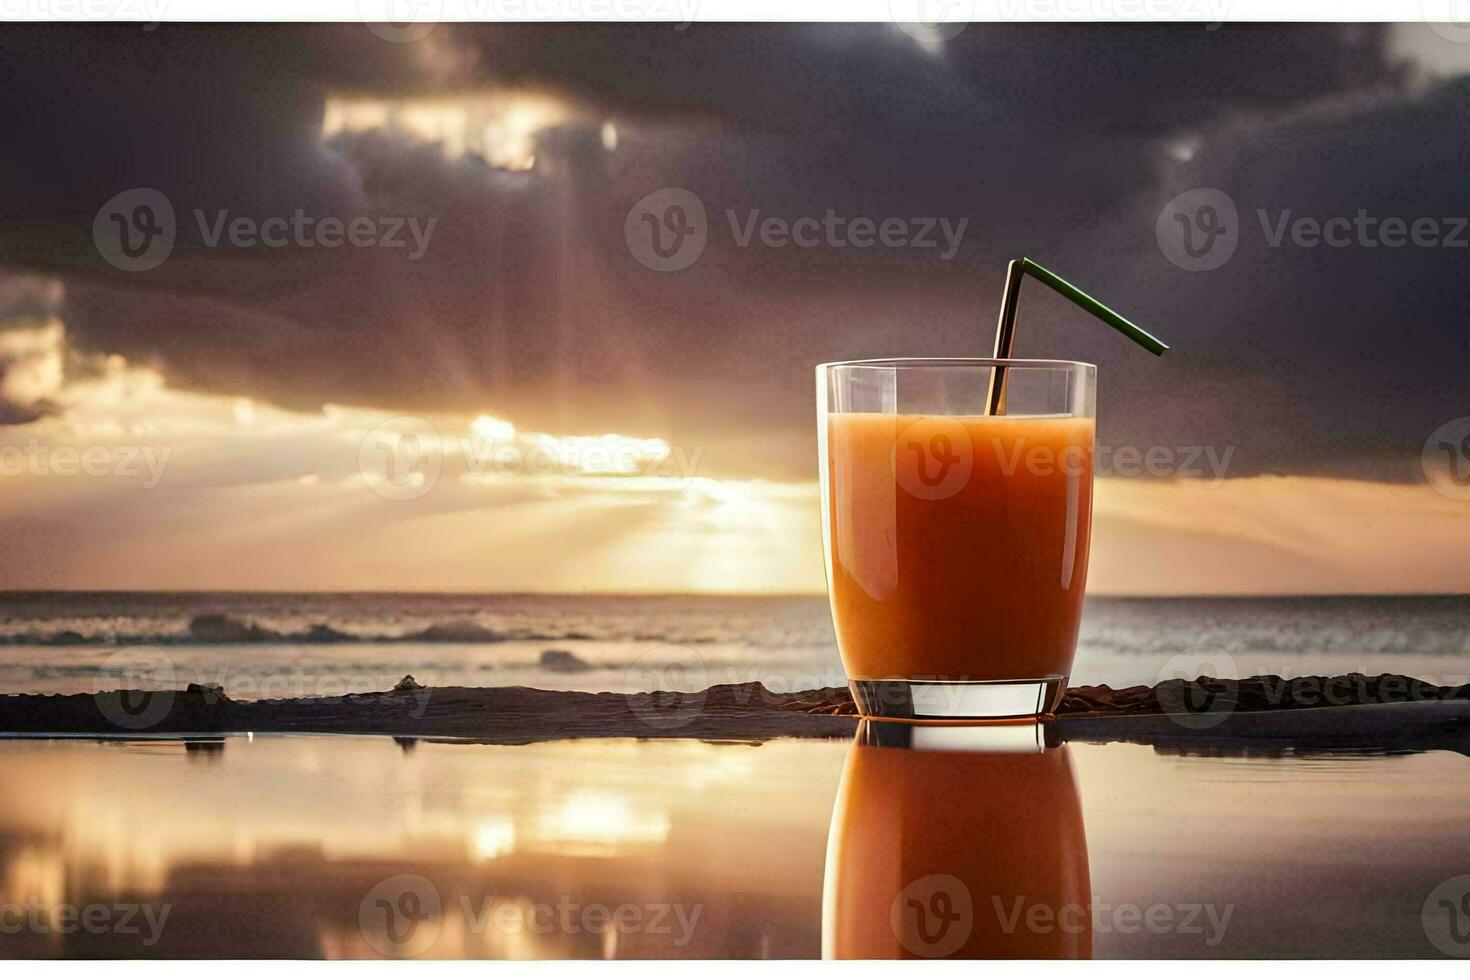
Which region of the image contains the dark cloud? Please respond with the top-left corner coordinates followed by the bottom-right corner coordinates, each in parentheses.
top-left (0, 275), bottom-right (65, 423)
top-left (0, 23), bottom-right (1461, 482)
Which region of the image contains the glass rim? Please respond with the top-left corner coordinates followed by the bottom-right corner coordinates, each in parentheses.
top-left (818, 357), bottom-right (1095, 371)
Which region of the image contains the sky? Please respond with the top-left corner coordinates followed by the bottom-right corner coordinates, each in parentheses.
top-left (0, 22), bottom-right (1467, 594)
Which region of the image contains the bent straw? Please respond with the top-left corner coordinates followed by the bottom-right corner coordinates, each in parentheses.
top-left (987, 257), bottom-right (1168, 415)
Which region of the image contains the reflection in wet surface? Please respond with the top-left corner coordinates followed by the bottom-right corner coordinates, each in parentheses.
top-left (825, 722), bottom-right (1091, 958)
top-left (0, 735), bottom-right (838, 958)
top-left (0, 731), bottom-right (1467, 958)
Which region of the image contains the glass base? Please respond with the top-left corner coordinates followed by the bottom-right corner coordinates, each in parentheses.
top-left (848, 677), bottom-right (1066, 720)
top-left (859, 717), bottom-right (1048, 753)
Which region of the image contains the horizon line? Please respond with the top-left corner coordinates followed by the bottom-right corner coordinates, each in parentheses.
top-left (1, 588), bottom-right (1468, 601)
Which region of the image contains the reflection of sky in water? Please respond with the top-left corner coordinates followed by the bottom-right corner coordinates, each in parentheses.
top-left (0, 736), bottom-right (842, 958)
top-left (0, 735), bottom-right (1467, 957)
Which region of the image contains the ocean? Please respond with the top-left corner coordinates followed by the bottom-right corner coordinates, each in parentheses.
top-left (2, 592), bottom-right (1469, 699)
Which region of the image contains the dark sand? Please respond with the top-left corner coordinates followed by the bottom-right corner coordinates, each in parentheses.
top-left (2, 673), bottom-right (1469, 752)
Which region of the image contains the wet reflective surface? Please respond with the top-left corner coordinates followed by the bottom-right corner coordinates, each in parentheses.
top-left (0, 731), bottom-right (1468, 958)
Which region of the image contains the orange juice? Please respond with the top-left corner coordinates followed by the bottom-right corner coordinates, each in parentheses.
top-left (823, 413), bottom-right (1094, 689)
top-left (822, 734), bottom-right (1091, 959)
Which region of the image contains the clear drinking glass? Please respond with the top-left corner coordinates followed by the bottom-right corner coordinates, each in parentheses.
top-left (817, 358), bottom-right (1097, 719)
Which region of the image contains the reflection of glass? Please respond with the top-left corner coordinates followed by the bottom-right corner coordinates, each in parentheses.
top-left (817, 359), bottom-right (1096, 719)
top-left (822, 721), bottom-right (1091, 959)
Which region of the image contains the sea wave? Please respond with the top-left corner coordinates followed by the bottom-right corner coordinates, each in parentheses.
top-left (2, 596), bottom-right (1467, 659)
top-left (0, 614), bottom-right (614, 647)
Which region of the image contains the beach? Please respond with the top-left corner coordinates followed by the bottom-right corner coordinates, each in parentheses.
top-left (4, 14), bottom-right (1466, 967)
top-left (2, 591), bottom-right (1470, 958)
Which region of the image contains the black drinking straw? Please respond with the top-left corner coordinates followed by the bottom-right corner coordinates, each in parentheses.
top-left (987, 257), bottom-right (1169, 415)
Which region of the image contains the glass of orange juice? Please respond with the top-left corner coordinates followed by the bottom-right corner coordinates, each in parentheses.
top-left (817, 358), bottom-right (1096, 719)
